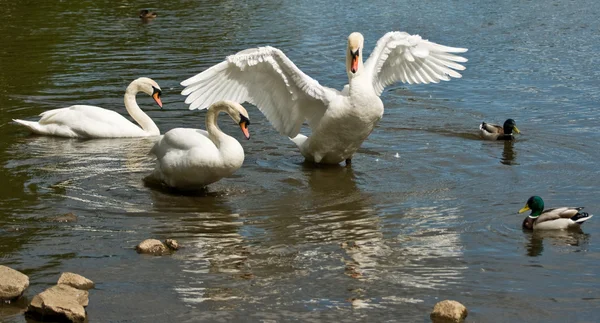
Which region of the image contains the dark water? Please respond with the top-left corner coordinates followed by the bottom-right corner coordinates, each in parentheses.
top-left (1, 0), bottom-right (599, 322)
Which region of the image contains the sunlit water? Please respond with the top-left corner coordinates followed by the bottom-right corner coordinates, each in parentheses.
top-left (1, 0), bottom-right (599, 322)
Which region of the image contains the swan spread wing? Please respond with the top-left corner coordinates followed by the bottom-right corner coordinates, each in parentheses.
top-left (181, 46), bottom-right (340, 137)
top-left (365, 31), bottom-right (468, 96)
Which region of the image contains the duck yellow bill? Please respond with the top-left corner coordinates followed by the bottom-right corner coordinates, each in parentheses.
top-left (240, 121), bottom-right (250, 140)
top-left (513, 126), bottom-right (520, 134)
top-left (518, 205), bottom-right (530, 213)
top-left (152, 92), bottom-right (163, 108)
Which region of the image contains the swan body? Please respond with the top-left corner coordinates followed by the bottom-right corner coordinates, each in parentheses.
top-left (181, 32), bottom-right (467, 164)
top-left (147, 100), bottom-right (250, 190)
top-left (479, 119), bottom-right (520, 140)
top-left (13, 77), bottom-right (163, 138)
top-left (519, 196), bottom-right (593, 230)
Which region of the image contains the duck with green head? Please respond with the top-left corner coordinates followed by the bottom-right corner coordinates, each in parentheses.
top-left (479, 119), bottom-right (520, 140)
top-left (518, 196), bottom-right (593, 230)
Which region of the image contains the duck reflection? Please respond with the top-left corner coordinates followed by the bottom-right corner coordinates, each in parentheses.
top-left (524, 229), bottom-right (589, 257)
top-left (500, 141), bottom-right (517, 165)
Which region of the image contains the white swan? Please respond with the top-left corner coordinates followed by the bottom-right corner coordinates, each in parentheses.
top-left (13, 77), bottom-right (163, 138)
top-left (181, 32), bottom-right (467, 165)
top-left (146, 100), bottom-right (250, 190)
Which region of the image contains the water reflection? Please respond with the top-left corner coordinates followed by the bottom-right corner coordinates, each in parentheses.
top-left (501, 141), bottom-right (517, 165)
top-left (6, 136), bottom-right (157, 211)
top-left (524, 229), bottom-right (590, 257)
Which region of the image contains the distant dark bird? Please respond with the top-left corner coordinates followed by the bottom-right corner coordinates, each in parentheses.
top-left (479, 119), bottom-right (520, 140)
top-left (519, 195), bottom-right (593, 230)
top-left (139, 10), bottom-right (157, 19)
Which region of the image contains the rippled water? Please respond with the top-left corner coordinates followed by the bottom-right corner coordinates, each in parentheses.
top-left (1, 0), bottom-right (599, 322)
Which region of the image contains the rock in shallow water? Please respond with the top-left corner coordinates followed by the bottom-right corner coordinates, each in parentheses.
top-left (58, 272), bottom-right (95, 290)
top-left (430, 300), bottom-right (468, 323)
top-left (26, 284), bottom-right (89, 323)
top-left (0, 265), bottom-right (29, 301)
top-left (136, 239), bottom-right (169, 255)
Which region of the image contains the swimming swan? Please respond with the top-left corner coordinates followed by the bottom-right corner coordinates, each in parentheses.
top-left (147, 100), bottom-right (250, 190)
top-left (13, 77), bottom-right (163, 138)
top-left (181, 32), bottom-right (467, 164)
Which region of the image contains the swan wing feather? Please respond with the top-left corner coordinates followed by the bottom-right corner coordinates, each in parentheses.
top-left (181, 46), bottom-right (340, 137)
top-left (364, 31), bottom-right (468, 96)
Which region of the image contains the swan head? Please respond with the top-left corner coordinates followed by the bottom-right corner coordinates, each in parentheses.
top-left (216, 100), bottom-right (251, 140)
top-left (134, 77), bottom-right (163, 108)
top-left (346, 32), bottom-right (364, 77)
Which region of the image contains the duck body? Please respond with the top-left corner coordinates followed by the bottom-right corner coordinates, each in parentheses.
top-left (479, 119), bottom-right (519, 140)
top-left (181, 32), bottom-right (467, 165)
top-left (519, 196), bottom-right (593, 230)
top-left (13, 77), bottom-right (163, 138)
top-left (147, 100), bottom-right (250, 190)
top-left (139, 10), bottom-right (157, 19)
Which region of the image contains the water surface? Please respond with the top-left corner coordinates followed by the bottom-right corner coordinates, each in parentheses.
top-left (1, 0), bottom-right (599, 322)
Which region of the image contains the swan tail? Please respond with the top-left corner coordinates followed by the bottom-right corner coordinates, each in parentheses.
top-left (13, 119), bottom-right (43, 134)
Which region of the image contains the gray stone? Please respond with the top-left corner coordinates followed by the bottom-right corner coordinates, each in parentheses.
top-left (430, 300), bottom-right (468, 323)
top-left (26, 284), bottom-right (89, 322)
top-left (58, 272), bottom-right (95, 290)
top-left (165, 239), bottom-right (180, 250)
top-left (136, 239), bottom-right (168, 255)
top-left (0, 265), bottom-right (29, 301)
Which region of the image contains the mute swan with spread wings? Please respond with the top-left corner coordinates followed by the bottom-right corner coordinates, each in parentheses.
top-left (181, 32), bottom-right (467, 165)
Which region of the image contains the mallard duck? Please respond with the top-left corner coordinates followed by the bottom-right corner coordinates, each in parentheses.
top-left (518, 196), bottom-right (593, 230)
top-left (139, 10), bottom-right (157, 19)
top-left (479, 119), bottom-right (520, 140)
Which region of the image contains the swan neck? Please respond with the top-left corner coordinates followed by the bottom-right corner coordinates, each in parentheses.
top-left (124, 84), bottom-right (159, 135)
top-left (205, 104), bottom-right (229, 147)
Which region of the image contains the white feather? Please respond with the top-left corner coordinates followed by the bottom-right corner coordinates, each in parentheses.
top-left (181, 32), bottom-right (467, 164)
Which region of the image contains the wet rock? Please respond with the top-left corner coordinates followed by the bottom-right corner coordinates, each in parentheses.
top-left (26, 284), bottom-right (89, 323)
top-left (164, 239), bottom-right (179, 250)
top-left (430, 300), bottom-right (468, 323)
top-left (0, 265), bottom-right (29, 301)
top-left (136, 239), bottom-right (168, 255)
top-left (50, 212), bottom-right (77, 223)
top-left (58, 272), bottom-right (95, 290)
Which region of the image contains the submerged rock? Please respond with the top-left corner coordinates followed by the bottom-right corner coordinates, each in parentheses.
top-left (164, 239), bottom-right (180, 250)
top-left (430, 300), bottom-right (468, 323)
top-left (0, 265), bottom-right (29, 301)
top-left (26, 284), bottom-right (89, 323)
top-left (58, 272), bottom-right (95, 290)
top-left (136, 239), bottom-right (168, 255)
top-left (50, 212), bottom-right (77, 223)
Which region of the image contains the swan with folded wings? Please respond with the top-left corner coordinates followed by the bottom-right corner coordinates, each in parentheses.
top-left (13, 77), bottom-right (163, 138)
top-left (181, 32), bottom-right (467, 165)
